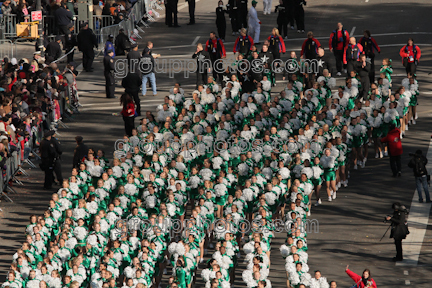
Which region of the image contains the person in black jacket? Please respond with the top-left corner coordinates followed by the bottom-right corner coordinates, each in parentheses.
top-left (186, 0), bottom-right (195, 25)
top-left (192, 43), bottom-right (211, 88)
top-left (77, 22), bottom-right (98, 72)
top-left (46, 36), bottom-right (62, 61)
top-left (115, 29), bottom-right (131, 56)
top-left (122, 72), bottom-right (142, 116)
top-left (227, 0), bottom-right (239, 35)
top-left (385, 202), bottom-right (409, 261)
top-left (127, 44), bottom-right (141, 75)
top-left (55, 4), bottom-right (74, 36)
top-left (294, 0), bottom-right (306, 33)
top-left (50, 131), bottom-right (63, 185)
top-left (316, 46), bottom-right (331, 77)
top-left (216, 1), bottom-right (227, 41)
top-left (275, 0), bottom-right (288, 39)
top-left (408, 150), bottom-right (431, 203)
top-left (354, 54), bottom-right (370, 100)
top-left (104, 50), bottom-right (116, 99)
top-left (166, 0), bottom-right (180, 27)
top-left (40, 130), bottom-right (56, 189)
top-left (73, 136), bottom-right (89, 168)
top-left (64, 24), bottom-right (77, 64)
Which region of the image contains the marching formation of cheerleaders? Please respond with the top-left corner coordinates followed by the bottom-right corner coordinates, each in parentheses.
top-left (4, 46), bottom-right (422, 288)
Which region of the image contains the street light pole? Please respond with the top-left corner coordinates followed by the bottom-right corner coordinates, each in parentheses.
top-left (36, 0), bottom-right (44, 56)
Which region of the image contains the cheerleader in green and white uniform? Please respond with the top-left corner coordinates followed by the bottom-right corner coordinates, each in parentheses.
top-left (320, 148), bottom-right (337, 202)
top-left (368, 109), bottom-right (384, 159)
top-left (405, 76), bottom-right (419, 124)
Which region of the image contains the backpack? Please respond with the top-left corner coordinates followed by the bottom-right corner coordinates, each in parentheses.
top-left (414, 156), bottom-right (428, 176)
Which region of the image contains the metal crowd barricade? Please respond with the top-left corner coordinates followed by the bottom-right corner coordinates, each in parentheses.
top-left (0, 39), bottom-right (17, 59)
top-left (0, 14), bottom-right (17, 39)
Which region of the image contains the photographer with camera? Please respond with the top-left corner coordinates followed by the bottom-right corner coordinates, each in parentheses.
top-left (408, 150), bottom-right (431, 203)
top-left (385, 202), bottom-right (410, 262)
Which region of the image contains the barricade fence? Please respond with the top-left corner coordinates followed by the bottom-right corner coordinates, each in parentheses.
top-left (0, 82), bottom-right (76, 202)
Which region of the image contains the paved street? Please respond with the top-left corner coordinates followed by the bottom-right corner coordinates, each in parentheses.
top-left (1, 0), bottom-right (432, 287)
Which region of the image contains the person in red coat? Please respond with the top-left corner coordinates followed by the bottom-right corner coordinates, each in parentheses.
top-left (381, 124), bottom-right (403, 177)
top-left (345, 265), bottom-right (377, 288)
top-left (399, 38), bottom-right (421, 77)
top-left (120, 93), bottom-right (136, 137)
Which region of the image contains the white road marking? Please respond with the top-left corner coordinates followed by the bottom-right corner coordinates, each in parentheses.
top-left (365, 0), bottom-right (369, 2)
top-left (405, 280), bottom-right (410, 285)
top-left (192, 36), bottom-right (200, 46)
top-left (379, 43), bottom-right (432, 47)
top-left (404, 270), bottom-right (409, 275)
top-left (350, 26), bottom-right (356, 36)
top-left (396, 137), bottom-right (432, 267)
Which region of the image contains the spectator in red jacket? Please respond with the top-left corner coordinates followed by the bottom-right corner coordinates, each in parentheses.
top-left (329, 22), bottom-right (349, 76)
top-left (399, 38), bottom-right (421, 77)
top-left (345, 265), bottom-right (377, 288)
top-left (381, 124), bottom-right (403, 177)
top-left (120, 93), bottom-right (136, 137)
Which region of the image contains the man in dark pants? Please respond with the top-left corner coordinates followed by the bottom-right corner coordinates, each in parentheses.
top-left (205, 32), bottom-right (226, 83)
top-left (51, 131), bottom-right (63, 185)
top-left (73, 136), bottom-right (89, 168)
top-left (122, 72), bottom-right (142, 116)
top-left (238, 0), bottom-right (248, 29)
top-left (166, 0), bottom-right (180, 27)
top-left (77, 22), bottom-right (98, 72)
top-left (283, 0), bottom-right (295, 30)
top-left (354, 54), bottom-right (371, 100)
top-left (40, 130), bottom-right (56, 189)
top-left (385, 202), bottom-right (409, 261)
top-left (408, 150), bottom-right (431, 203)
top-left (227, 0), bottom-right (239, 35)
top-left (381, 124), bottom-right (403, 177)
top-left (329, 22), bottom-right (349, 76)
top-left (187, 0), bottom-right (195, 25)
top-left (192, 43), bottom-right (211, 88)
top-left (64, 23), bottom-right (77, 64)
top-left (359, 30), bottom-right (381, 83)
top-left (104, 50), bottom-right (116, 98)
top-left (294, 0), bottom-right (306, 33)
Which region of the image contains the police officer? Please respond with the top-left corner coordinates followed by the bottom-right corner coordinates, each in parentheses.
top-left (385, 202), bottom-right (409, 262)
top-left (104, 49), bottom-right (116, 98)
top-left (192, 43), bottom-right (211, 88)
top-left (77, 22), bottom-right (98, 72)
top-left (64, 23), bottom-right (77, 64)
top-left (40, 130), bottom-right (56, 189)
top-left (51, 131), bottom-right (63, 185)
top-left (104, 34), bottom-right (116, 58)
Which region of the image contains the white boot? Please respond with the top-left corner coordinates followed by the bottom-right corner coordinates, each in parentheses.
top-left (332, 191), bottom-right (337, 199)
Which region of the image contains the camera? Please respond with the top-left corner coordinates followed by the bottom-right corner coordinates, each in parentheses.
top-left (383, 215), bottom-right (391, 223)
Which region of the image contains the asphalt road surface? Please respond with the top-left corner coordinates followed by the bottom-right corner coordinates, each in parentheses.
top-left (1, 0), bottom-right (432, 287)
